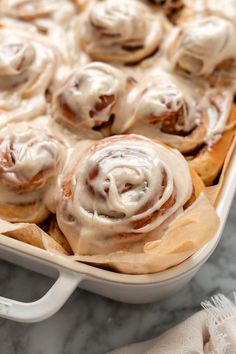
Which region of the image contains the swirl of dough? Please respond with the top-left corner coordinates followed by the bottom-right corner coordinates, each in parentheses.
top-left (79, 0), bottom-right (163, 63)
top-left (53, 62), bottom-right (128, 138)
top-left (169, 16), bottom-right (236, 77)
top-left (0, 26), bottom-right (57, 127)
top-left (0, 122), bottom-right (64, 223)
top-left (56, 134), bottom-right (194, 255)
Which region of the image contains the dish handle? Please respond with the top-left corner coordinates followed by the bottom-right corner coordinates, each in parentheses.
top-left (0, 269), bottom-right (82, 323)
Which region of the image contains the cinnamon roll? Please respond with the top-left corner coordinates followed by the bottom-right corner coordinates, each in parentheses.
top-left (168, 16), bottom-right (236, 78)
top-left (79, 0), bottom-right (164, 64)
top-left (0, 122), bottom-right (64, 223)
top-left (52, 62), bottom-right (131, 139)
top-left (125, 72), bottom-right (236, 185)
top-left (0, 0), bottom-right (87, 66)
top-left (0, 26), bottom-right (57, 127)
top-left (0, 0), bottom-right (79, 28)
top-left (187, 100), bottom-right (236, 186)
top-left (56, 134), bottom-right (207, 257)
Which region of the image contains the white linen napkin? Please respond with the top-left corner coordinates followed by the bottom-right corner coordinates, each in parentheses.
top-left (109, 294), bottom-right (236, 354)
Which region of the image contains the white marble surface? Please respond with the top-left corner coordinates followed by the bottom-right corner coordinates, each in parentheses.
top-left (0, 197), bottom-right (235, 354)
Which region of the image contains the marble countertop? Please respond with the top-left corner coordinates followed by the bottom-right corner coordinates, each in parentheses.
top-left (0, 197), bottom-right (235, 354)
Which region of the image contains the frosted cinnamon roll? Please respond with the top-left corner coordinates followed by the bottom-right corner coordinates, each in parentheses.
top-left (0, 122), bottom-right (64, 223)
top-left (0, 1), bottom-right (87, 66)
top-left (56, 134), bottom-right (206, 256)
top-left (79, 0), bottom-right (164, 63)
top-left (168, 16), bottom-right (236, 77)
top-left (187, 92), bottom-right (236, 185)
top-left (0, 0), bottom-right (81, 29)
top-left (126, 76), bottom-right (201, 154)
top-left (52, 62), bottom-right (130, 139)
top-left (0, 26), bottom-right (57, 127)
top-left (126, 73), bottom-right (236, 185)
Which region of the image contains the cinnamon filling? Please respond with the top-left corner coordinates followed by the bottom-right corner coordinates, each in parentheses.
top-left (122, 44), bottom-right (144, 52)
top-left (58, 88), bottom-right (116, 128)
top-left (127, 76), bottom-right (138, 87)
top-left (215, 58), bottom-right (235, 71)
top-left (125, 46), bottom-right (160, 66)
top-left (147, 105), bottom-right (195, 136)
top-left (58, 91), bottom-right (81, 125)
top-left (184, 143), bottom-right (207, 159)
top-left (0, 141), bottom-right (15, 169)
top-left (89, 94), bottom-right (115, 119)
top-left (92, 114), bottom-right (115, 131)
top-left (149, 0), bottom-right (184, 17)
top-left (62, 177), bottom-right (73, 199)
top-left (16, 168), bottom-right (53, 192)
top-left (132, 193), bottom-right (176, 230)
top-left (132, 169), bottom-right (176, 230)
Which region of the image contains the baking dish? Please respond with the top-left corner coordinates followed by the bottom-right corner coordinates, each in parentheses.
top-left (0, 148), bottom-right (234, 323)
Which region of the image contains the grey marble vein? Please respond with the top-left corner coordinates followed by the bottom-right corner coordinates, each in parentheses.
top-left (0, 197), bottom-right (235, 354)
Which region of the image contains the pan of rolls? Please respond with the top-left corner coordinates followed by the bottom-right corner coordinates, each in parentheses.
top-left (0, 0), bottom-right (235, 320)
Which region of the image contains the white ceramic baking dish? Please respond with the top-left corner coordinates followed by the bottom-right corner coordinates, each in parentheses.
top-left (0, 148), bottom-right (235, 323)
